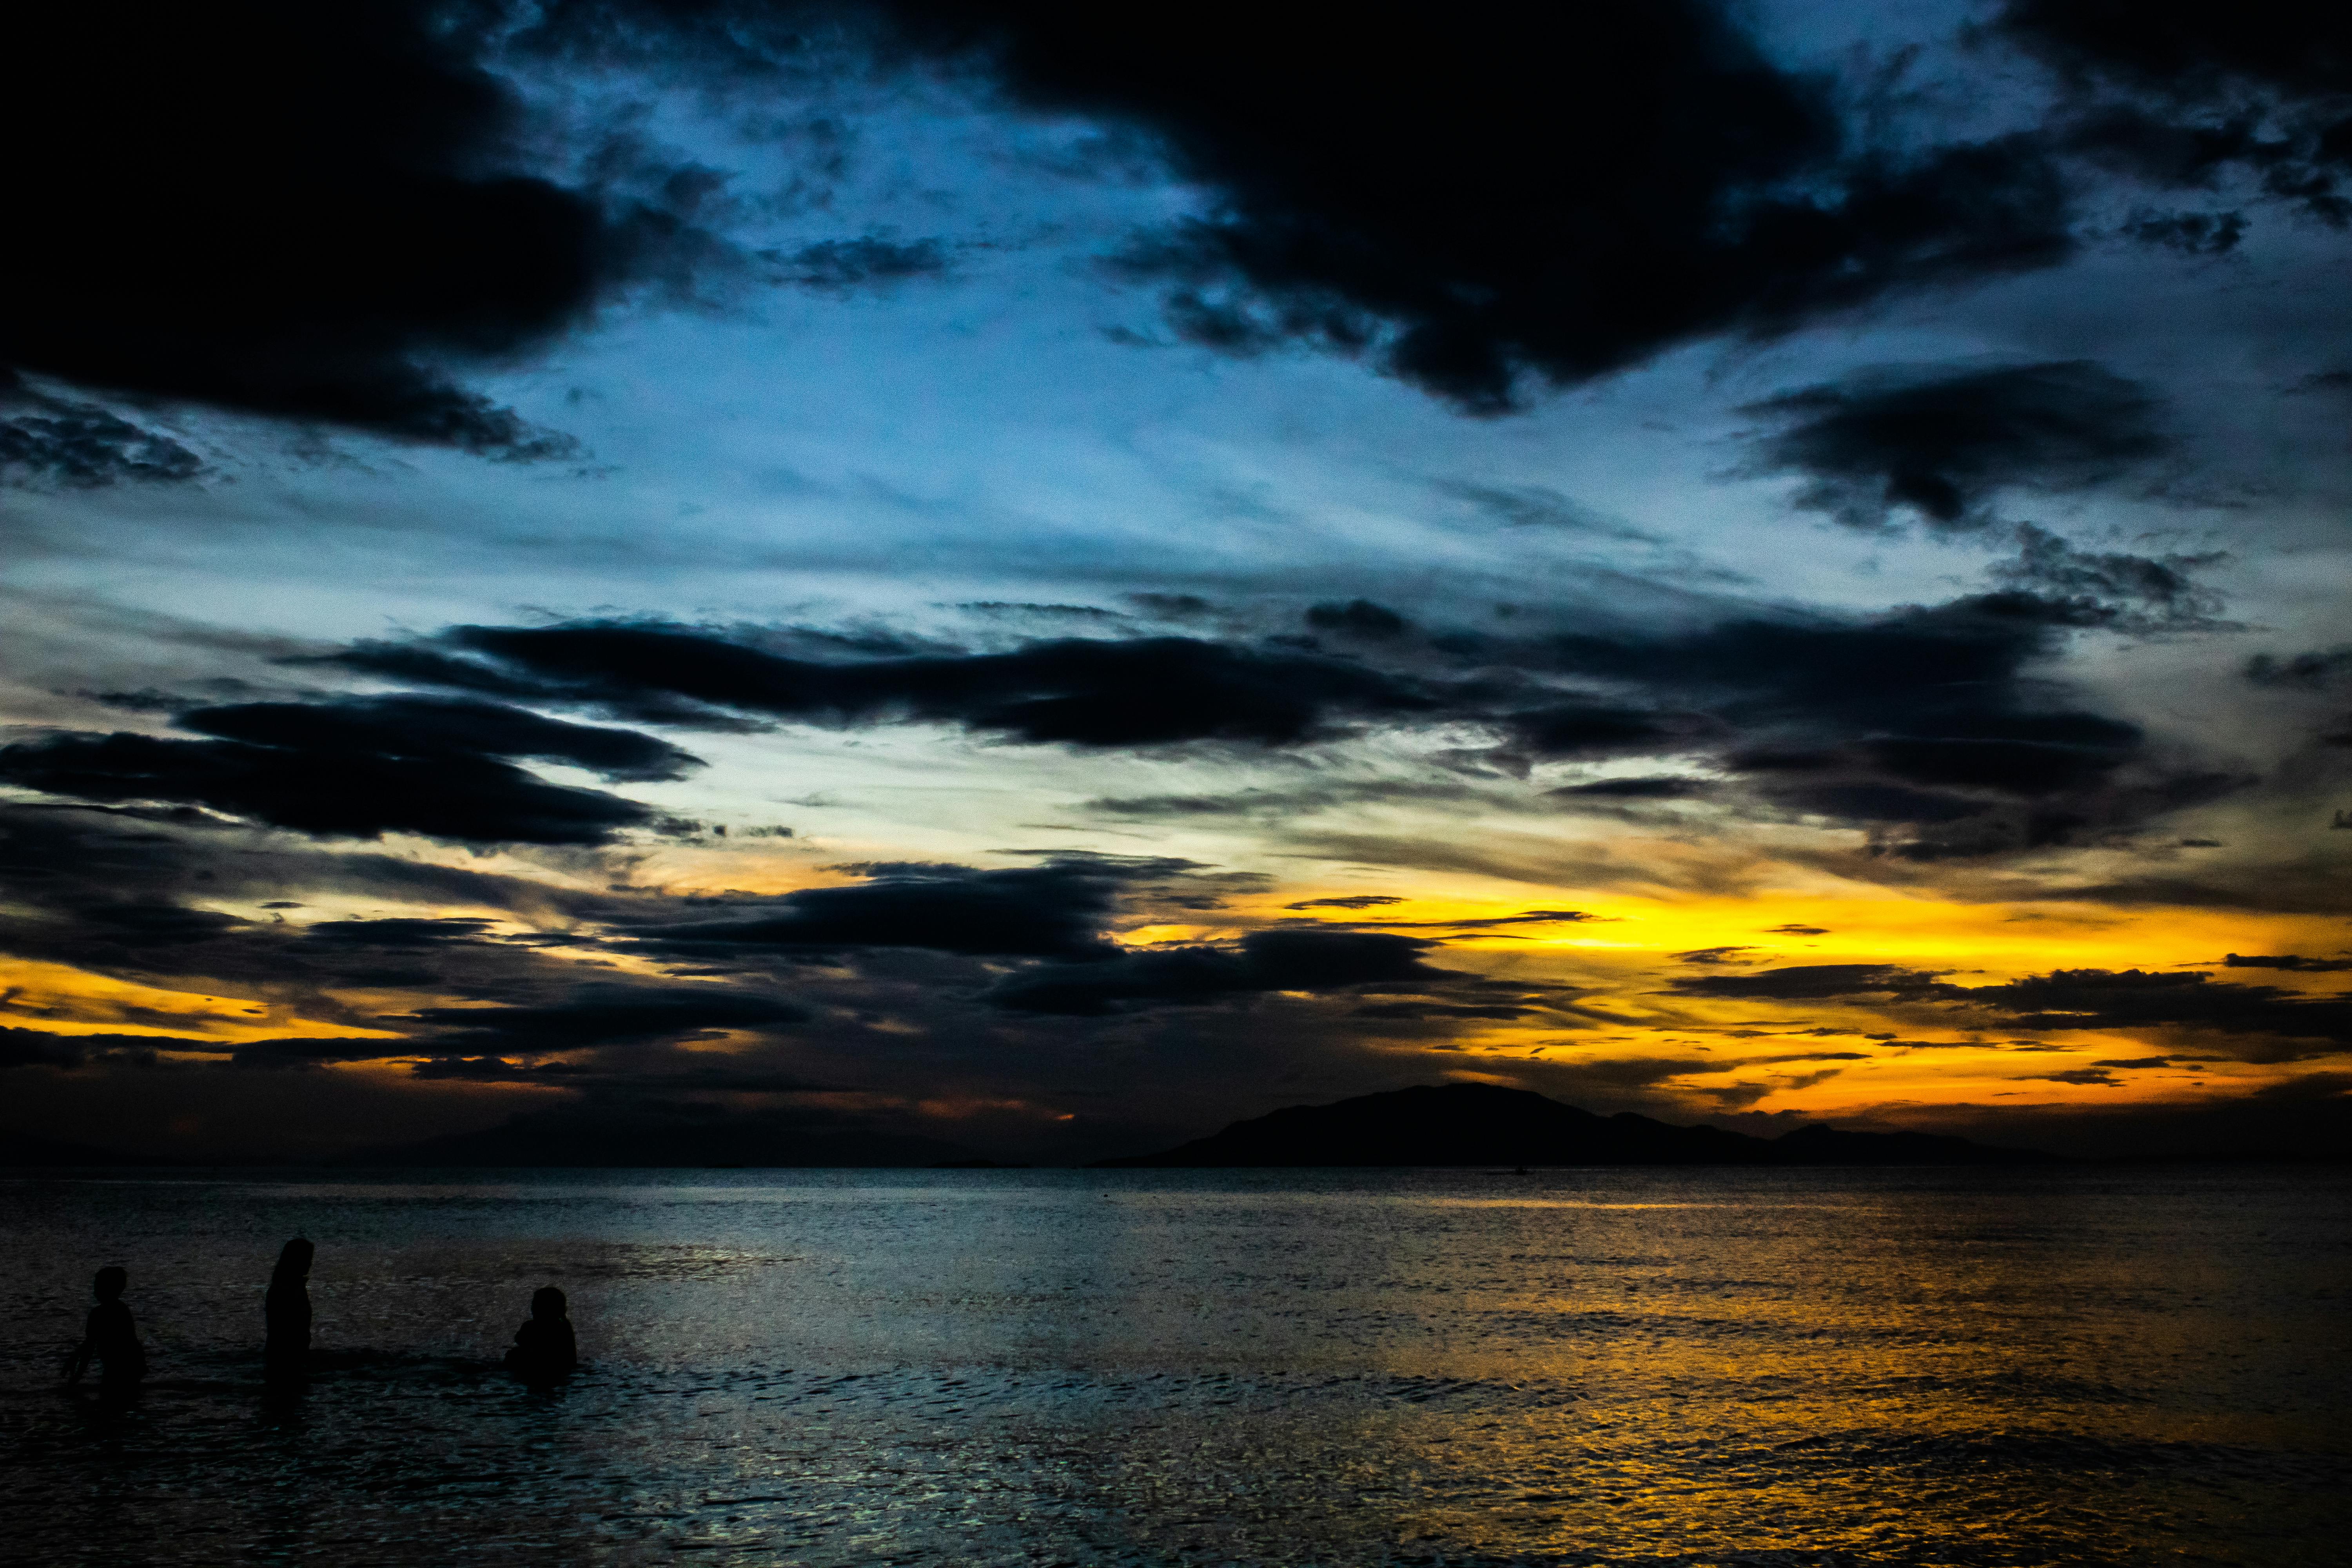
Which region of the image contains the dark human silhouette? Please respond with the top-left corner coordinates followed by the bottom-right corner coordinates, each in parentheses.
top-left (264, 1238), bottom-right (313, 1385)
top-left (503, 1286), bottom-right (577, 1385)
top-left (62, 1267), bottom-right (145, 1389)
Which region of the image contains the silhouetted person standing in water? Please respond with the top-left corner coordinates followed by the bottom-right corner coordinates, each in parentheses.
top-left (63, 1267), bottom-right (145, 1390)
top-left (504, 1286), bottom-right (577, 1385)
top-left (264, 1238), bottom-right (313, 1386)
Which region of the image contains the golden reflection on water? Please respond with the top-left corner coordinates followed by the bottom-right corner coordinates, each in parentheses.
top-left (4, 1169), bottom-right (2346, 1566)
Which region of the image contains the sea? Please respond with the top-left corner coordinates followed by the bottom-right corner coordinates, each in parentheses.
top-left (2, 1167), bottom-right (2346, 1567)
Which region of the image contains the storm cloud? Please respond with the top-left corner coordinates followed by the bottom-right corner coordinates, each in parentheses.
top-left (325, 624), bottom-right (1446, 747)
top-left (1677, 963), bottom-right (2352, 1054)
top-left (0, 697), bottom-right (698, 846)
top-left (0, 378), bottom-right (206, 488)
top-left (1996, 1), bottom-right (2352, 227)
top-left (306, 581), bottom-right (2241, 857)
top-left (4, 0), bottom-right (2102, 455)
top-left (984, 929), bottom-right (1450, 1016)
top-left (887, 0), bottom-right (2071, 408)
top-left (632, 858), bottom-right (1160, 961)
top-left (2, 4), bottom-right (628, 456)
top-left (394, 984), bottom-right (807, 1054)
top-left (1743, 361), bottom-right (2170, 532)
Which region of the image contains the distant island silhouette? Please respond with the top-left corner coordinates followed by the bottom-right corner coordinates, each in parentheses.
top-left (1092, 1083), bottom-right (2054, 1167)
top-left (4, 1085), bottom-right (2056, 1167)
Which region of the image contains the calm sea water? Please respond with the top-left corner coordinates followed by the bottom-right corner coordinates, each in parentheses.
top-left (2, 1167), bottom-right (2346, 1567)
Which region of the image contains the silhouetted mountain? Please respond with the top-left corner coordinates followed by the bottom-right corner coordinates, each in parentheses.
top-left (343, 1106), bottom-right (982, 1168)
top-left (0, 1127), bottom-right (163, 1166)
top-left (1094, 1084), bottom-right (2053, 1167)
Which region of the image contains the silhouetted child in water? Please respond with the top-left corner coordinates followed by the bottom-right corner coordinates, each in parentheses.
top-left (63, 1267), bottom-right (146, 1389)
top-left (504, 1286), bottom-right (577, 1384)
top-left (264, 1238), bottom-right (312, 1386)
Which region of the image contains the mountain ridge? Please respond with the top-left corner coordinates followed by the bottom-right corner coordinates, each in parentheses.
top-left (1091, 1083), bottom-right (2054, 1167)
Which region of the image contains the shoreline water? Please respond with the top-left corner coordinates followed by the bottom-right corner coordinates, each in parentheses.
top-left (6, 1167), bottom-right (2346, 1566)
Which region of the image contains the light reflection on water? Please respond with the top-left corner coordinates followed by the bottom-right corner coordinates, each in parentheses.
top-left (3, 1167), bottom-right (2345, 1566)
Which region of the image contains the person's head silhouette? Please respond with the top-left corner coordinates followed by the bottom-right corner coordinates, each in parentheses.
top-left (531, 1285), bottom-right (567, 1320)
top-left (273, 1238), bottom-right (313, 1283)
top-left (93, 1267), bottom-right (126, 1303)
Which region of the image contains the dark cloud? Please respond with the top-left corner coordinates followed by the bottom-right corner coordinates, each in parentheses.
top-left (1677, 947), bottom-right (1756, 965)
top-left (1863, 712), bottom-right (2144, 795)
top-left (1503, 704), bottom-right (1708, 759)
top-left (1974, 968), bottom-right (2352, 1050)
top-left (325, 623), bottom-right (1446, 746)
top-left (630, 858), bottom-right (1151, 960)
top-left (1674, 964), bottom-right (1956, 1002)
top-left (62, 904), bottom-right (258, 950)
top-left (1742, 361), bottom-right (2169, 532)
top-left (0, 802), bottom-right (630, 936)
top-left (183, 696), bottom-right (704, 782)
top-left (0, 1026), bottom-right (403, 1072)
top-left (0, 1029), bottom-right (122, 1070)
top-left (320, 584), bottom-right (2234, 857)
top-left (2246, 646), bottom-right (2352, 688)
top-left (23, 0), bottom-right (2342, 468)
top-left (1345, 909), bottom-right (1597, 932)
top-left (2118, 209), bottom-right (2249, 254)
top-left (0, 378), bottom-right (205, 487)
top-left (1989, 524), bottom-right (2229, 630)
top-left (773, 236), bottom-right (951, 291)
top-left (2225, 953), bottom-right (2352, 972)
top-left (1351, 1001), bottom-right (1535, 1021)
top-left (1678, 962), bottom-right (2352, 1054)
top-left (1551, 776), bottom-right (1714, 800)
top-left (1764, 780), bottom-right (1995, 825)
top-left (922, 0), bottom-right (2070, 408)
top-left (1285, 895), bottom-right (1404, 911)
top-left (400, 1058), bottom-right (827, 1093)
top-left (1764, 924), bottom-right (1831, 936)
top-left (394, 984), bottom-right (805, 1054)
top-left (227, 1036), bottom-right (423, 1070)
top-left (1526, 593), bottom-right (2237, 853)
top-left (1085, 782), bottom-right (1477, 820)
top-left (288, 918), bottom-right (506, 950)
top-left (1, 0), bottom-right (2083, 450)
top-left (1305, 600), bottom-right (1409, 640)
top-left (2, 4), bottom-right (633, 455)
top-left (2014, 1065), bottom-right (2122, 1086)
top-left (984, 929), bottom-right (1448, 1016)
top-left (1994, 2), bottom-right (2352, 225)
top-left (1537, 592), bottom-right (2093, 729)
top-left (0, 693), bottom-right (695, 845)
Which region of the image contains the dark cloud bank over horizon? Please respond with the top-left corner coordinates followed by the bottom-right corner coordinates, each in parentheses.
top-left (0, 548), bottom-right (2261, 860)
top-left (292, 578), bottom-right (2240, 858)
top-left (8, 0), bottom-right (2345, 472)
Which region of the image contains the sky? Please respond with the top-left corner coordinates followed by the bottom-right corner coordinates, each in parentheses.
top-left (4, 0), bottom-right (2350, 1163)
